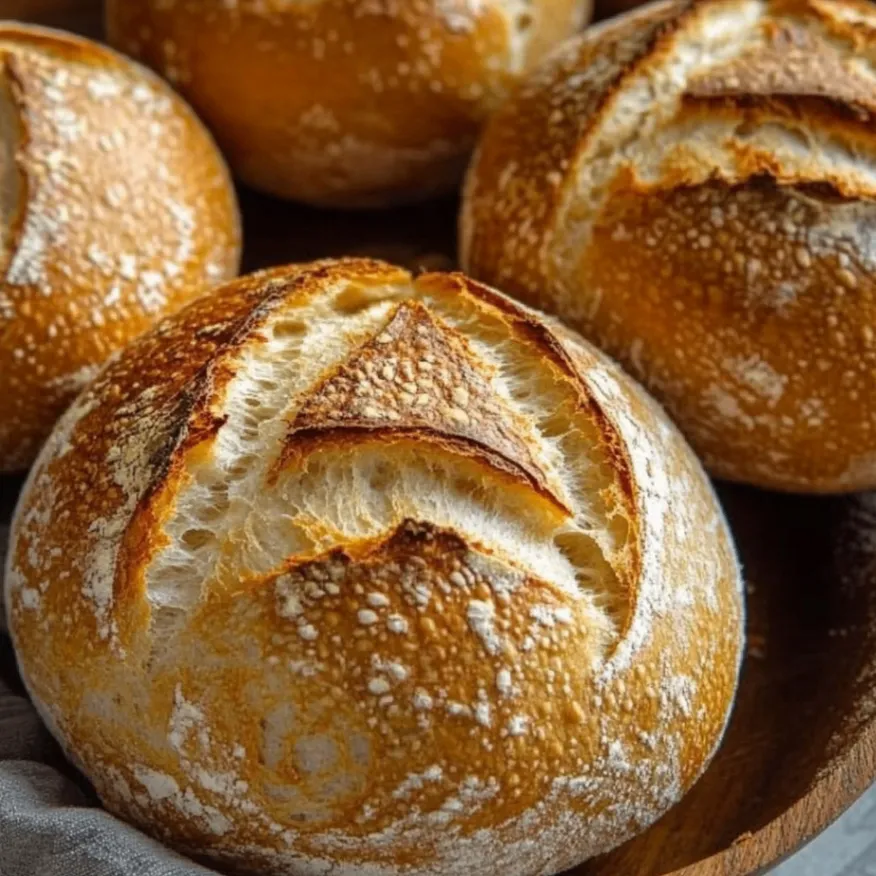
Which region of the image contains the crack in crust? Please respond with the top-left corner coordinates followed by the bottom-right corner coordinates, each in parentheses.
top-left (686, 14), bottom-right (876, 109)
top-left (129, 264), bottom-right (635, 632)
top-left (280, 300), bottom-right (571, 516)
top-left (463, 0), bottom-right (876, 290)
top-left (0, 51), bottom-right (28, 281)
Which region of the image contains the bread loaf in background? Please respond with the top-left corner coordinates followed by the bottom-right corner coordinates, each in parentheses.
top-left (0, 23), bottom-right (241, 473)
top-left (462, 0), bottom-right (876, 493)
top-left (5, 259), bottom-right (743, 876)
top-left (106, 0), bottom-right (592, 208)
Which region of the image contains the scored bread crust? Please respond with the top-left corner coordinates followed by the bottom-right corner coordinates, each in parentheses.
top-left (6, 259), bottom-right (742, 876)
top-left (105, 0), bottom-right (592, 208)
top-left (461, 0), bottom-right (876, 493)
top-left (0, 23), bottom-right (241, 473)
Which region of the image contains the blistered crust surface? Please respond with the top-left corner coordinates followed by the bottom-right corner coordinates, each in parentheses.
top-left (0, 24), bottom-right (241, 472)
top-left (6, 260), bottom-right (742, 876)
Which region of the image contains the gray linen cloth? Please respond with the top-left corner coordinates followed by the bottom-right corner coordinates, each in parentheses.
top-left (0, 665), bottom-right (212, 875)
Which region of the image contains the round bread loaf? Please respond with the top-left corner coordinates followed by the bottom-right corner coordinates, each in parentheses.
top-left (5, 259), bottom-right (743, 876)
top-left (461, 0), bottom-right (876, 493)
top-left (105, 0), bottom-right (592, 208)
top-left (0, 23), bottom-right (241, 473)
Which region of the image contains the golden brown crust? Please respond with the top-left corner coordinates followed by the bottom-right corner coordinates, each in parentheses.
top-left (460, 0), bottom-right (690, 288)
top-left (807, 0), bottom-right (876, 42)
top-left (462, 0), bottom-right (876, 491)
top-left (684, 16), bottom-right (876, 129)
top-left (7, 259), bottom-right (742, 876)
top-left (282, 299), bottom-right (570, 513)
top-left (106, 0), bottom-right (592, 207)
top-left (0, 23), bottom-right (241, 473)
top-left (564, 177), bottom-right (876, 491)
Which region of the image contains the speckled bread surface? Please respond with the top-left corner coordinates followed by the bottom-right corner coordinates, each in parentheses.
top-left (5, 259), bottom-right (743, 876)
top-left (105, 0), bottom-right (592, 208)
top-left (461, 0), bottom-right (876, 493)
top-left (0, 23), bottom-right (241, 473)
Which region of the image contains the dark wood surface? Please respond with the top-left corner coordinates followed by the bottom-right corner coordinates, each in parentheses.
top-left (4, 0), bottom-right (102, 31)
top-left (4, 2), bottom-right (876, 875)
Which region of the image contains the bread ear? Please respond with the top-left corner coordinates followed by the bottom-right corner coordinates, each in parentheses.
top-left (280, 300), bottom-right (571, 518)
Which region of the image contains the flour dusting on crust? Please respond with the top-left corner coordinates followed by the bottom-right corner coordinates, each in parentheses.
top-left (0, 23), bottom-right (240, 472)
top-left (462, 0), bottom-right (876, 492)
top-left (5, 261), bottom-right (743, 876)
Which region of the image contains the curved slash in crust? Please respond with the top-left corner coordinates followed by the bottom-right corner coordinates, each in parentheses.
top-left (0, 49), bottom-right (31, 283)
top-left (435, 272), bottom-right (642, 611)
top-left (276, 298), bottom-right (573, 518)
top-left (684, 17), bottom-right (876, 130)
top-left (435, 271), bottom-right (639, 511)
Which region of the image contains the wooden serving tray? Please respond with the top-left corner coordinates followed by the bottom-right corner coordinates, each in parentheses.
top-left (4, 3), bottom-right (876, 876)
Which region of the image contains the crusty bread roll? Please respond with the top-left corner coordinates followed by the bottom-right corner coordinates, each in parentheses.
top-left (105, 0), bottom-right (592, 208)
top-left (0, 23), bottom-right (241, 473)
top-left (6, 258), bottom-right (743, 876)
top-left (462, 0), bottom-right (876, 493)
